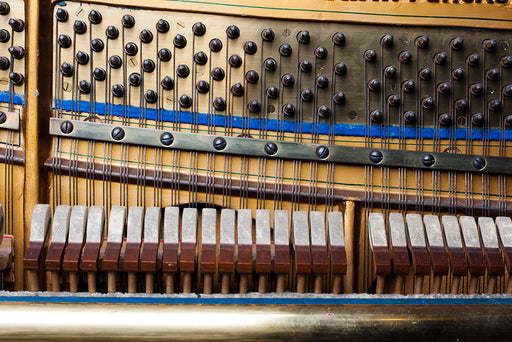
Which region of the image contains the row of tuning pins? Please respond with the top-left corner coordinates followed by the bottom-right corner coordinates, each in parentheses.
top-left (55, 7), bottom-right (347, 119)
top-left (0, 1), bottom-right (24, 86)
top-left (364, 35), bottom-right (512, 127)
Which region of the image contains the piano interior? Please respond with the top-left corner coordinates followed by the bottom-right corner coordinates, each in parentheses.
top-left (0, 0), bottom-right (511, 340)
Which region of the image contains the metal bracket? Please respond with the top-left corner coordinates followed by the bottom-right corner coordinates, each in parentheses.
top-left (0, 111), bottom-right (19, 131)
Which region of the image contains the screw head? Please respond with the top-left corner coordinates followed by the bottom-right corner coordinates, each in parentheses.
top-left (0, 29), bottom-right (9, 43)
top-left (60, 120), bottom-right (73, 134)
top-left (0, 112), bottom-right (6, 124)
top-left (0, 56), bottom-right (9, 70)
top-left (422, 154), bottom-right (435, 167)
top-left (473, 156), bottom-right (486, 170)
top-left (503, 85), bottom-right (512, 97)
top-left (111, 127), bottom-right (125, 140)
top-left (483, 39), bottom-right (497, 52)
top-left (264, 142), bottom-right (278, 155)
top-left (505, 114), bottom-right (512, 127)
top-left (281, 74), bottom-right (295, 87)
top-left (9, 72), bottom-right (23, 86)
top-left (112, 84), bottom-right (125, 97)
top-left (316, 146), bottom-right (329, 159)
top-left (368, 79), bottom-right (380, 92)
top-left (60, 62), bottom-right (74, 77)
top-left (501, 56), bottom-right (512, 69)
top-left (160, 132), bottom-right (174, 146)
top-left (369, 150), bottom-right (383, 164)
top-left (487, 68), bottom-right (499, 81)
top-left (90, 38), bottom-right (104, 52)
top-left (213, 137), bottom-right (227, 150)
top-left (8, 46), bottom-right (24, 60)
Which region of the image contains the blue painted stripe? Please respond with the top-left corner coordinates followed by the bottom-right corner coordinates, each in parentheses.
top-left (0, 92), bottom-right (24, 106)
top-left (1, 294), bottom-right (512, 305)
top-left (55, 99), bottom-right (512, 140)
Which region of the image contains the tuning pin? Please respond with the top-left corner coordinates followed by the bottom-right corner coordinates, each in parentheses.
top-left (334, 92), bottom-right (346, 105)
top-left (106, 26), bottom-right (119, 40)
top-left (61, 62), bottom-right (74, 77)
top-left (0, 2), bottom-right (9, 15)
top-left (370, 110), bottom-right (383, 123)
top-left (399, 51), bottom-right (412, 64)
top-left (364, 50), bottom-right (377, 62)
top-left (226, 25), bottom-right (240, 39)
top-left (422, 97), bottom-right (434, 110)
top-left (415, 36), bottom-right (429, 49)
top-left (192, 22), bottom-right (206, 36)
top-left (456, 99), bottom-right (468, 112)
top-left (58, 34), bottom-right (72, 49)
top-left (316, 76), bottom-right (328, 89)
top-left (387, 95), bottom-right (400, 107)
top-left (140, 29), bottom-right (153, 44)
top-left (174, 34), bottom-right (187, 48)
top-left (196, 80), bottom-right (210, 94)
top-left (438, 113), bottom-right (452, 126)
top-left (231, 83), bottom-right (244, 97)
top-left (467, 54), bottom-right (480, 66)
top-left (161, 76), bottom-right (174, 90)
top-left (112, 84), bottom-right (125, 97)
top-left (281, 74), bottom-right (295, 87)
top-left (503, 85), bottom-right (512, 97)
top-left (76, 51), bottom-right (90, 65)
top-left (471, 113), bottom-right (484, 126)
top-left (434, 52), bottom-right (447, 65)
top-left (332, 32), bottom-right (345, 46)
top-left (124, 42), bottom-right (138, 56)
top-left (297, 30), bottom-right (310, 44)
top-left (158, 48), bottom-right (172, 62)
top-left (301, 88), bottom-right (313, 102)
top-left (247, 100), bottom-right (260, 113)
top-left (93, 67), bottom-right (106, 81)
top-left (470, 83), bottom-right (483, 96)
top-left (211, 67), bottom-right (225, 81)
top-left (0, 29), bottom-right (9, 43)
top-left (381, 34), bottom-right (393, 48)
top-left (9, 72), bottom-right (23, 86)
top-left (384, 66), bottom-right (397, 79)
top-left (282, 103), bottom-right (296, 117)
top-left (145, 90), bottom-right (158, 104)
top-left (8, 18), bottom-right (24, 32)
top-left (450, 37), bottom-right (464, 50)
top-left (402, 80), bottom-right (415, 93)
top-left (483, 39), bottom-right (497, 52)
top-left (143, 59), bottom-right (155, 73)
top-left (452, 68), bottom-right (465, 80)
top-left (501, 56), bottom-right (512, 68)
top-left (55, 8), bottom-right (68, 22)
top-left (194, 51), bottom-right (208, 65)
top-left (487, 68), bottom-right (499, 81)
top-left (209, 38), bottom-right (222, 52)
top-left (177, 64), bottom-right (190, 78)
top-left (264, 58), bottom-right (277, 72)
top-left (73, 20), bottom-right (86, 35)
top-left (109, 55), bottom-right (122, 69)
top-left (245, 70), bottom-right (259, 84)
top-left (229, 55), bottom-right (242, 68)
top-left (335, 62), bottom-right (347, 76)
top-left (129, 73), bottom-right (141, 87)
top-left (0, 56), bottom-right (9, 70)
top-left (121, 14), bottom-right (135, 28)
top-left (244, 41), bottom-right (257, 55)
top-left (179, 94), bottom-right (192, 108)
top-left (266, 86), bottom-right (279, 99)
top-left (8, 46), bottom-right (24, 59)
top-left (300, 60), bottom-right (312, 73)
top-left (89, 10), bottom-right (102, 24)
top-left (314, 46), bottom-right (328, 59)
top-left (488, 100), bottom-right (502, 112)
top-left (505, 115), bottom-right (512, 127)
top-left (404, 111), bottom-right (416, 124)
top-left (367, 79), bottom-right (380, 91)
top-left (279, 44), bottom-right (292, 57)
top-left (261, 28), bottom-right (275, 42)
top-left (90, 38), bottom-right (104, 52)
top-left (317, 105), bottom-right (330, 119)
top-left (79, 80), bottom-right (91, 95)
top-left (214, 97), bottom-right (226, 111)
top-left (437, 82), bottom-right (451, 95)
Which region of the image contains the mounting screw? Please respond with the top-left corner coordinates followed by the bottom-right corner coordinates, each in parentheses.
top-left (369, 150), bottom-right (383, 164)
top-left (213, 137), bottom-right (226, 150)
top-left (264, 142), bottom-right (278, 155)
top-left (0, 111), bottom-right (6, 124)
top-left (422, 154), bottom-right (435, 167)
top-left (160, 132), bottom-right (174, 146)
top-left (60, 120), bottom-right (73, 134)
top-left (473, 157), bottom-right (486, 170)
top-left (111, 127), bottom-right (125, 141)
top-left (316, 146), bottom-right (329, 159)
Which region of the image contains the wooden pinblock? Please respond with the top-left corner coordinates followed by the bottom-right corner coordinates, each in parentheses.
top-left (62, 206), bottom-right (88, 272)
top-left (123, 206), bottom-right (144, 273)
top-left (388, 213), bottom-right (409, 275)
top-left (368, 213), bottom-right (391, 275)
top-left (441, 215), bottom-right (468, 276)
top-left (140, 207), bottom-right (161, 273)
top-left (405, 213), bottom-right (430, 276)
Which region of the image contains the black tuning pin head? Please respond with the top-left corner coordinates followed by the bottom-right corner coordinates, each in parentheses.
top-left (124, 42), bottom-right (138, 56)
top-left (121, 14), bottom-right (135, 28)
top-left (0, 2), bottom-right (9, 16)
top-left (58, 34), bottom-right (72, 49)
top-left (335, 62), bottom-right (347, 76)
top-left (145, 90), bottom-right (158, 104)
top-left (452, 67), bottom-right (465, 80)
top-left (179, 94), bottom-right (192, 108)
top-left (483, 39), bottom-right (497, 52)
top-left (399, 51), bottom-right (412, 64)
top-left (196, 80), bottom-right (210, 94)
top-left (211, 67), bottom-right (225, 81)
top-left (282, 103), bottom-right (296, 117)
top-left (367, 79), bottom-right (380, 91)
top-left (0, 29), bottom-right (9, 43)
top-left (364, 49), bottom-right (377, 62)
top-left (503, 85), bottom-right (512, 97)
top-left (334, 91), bottom-right (346, 105)
top-left (450, 37), bottom-right (464, 50)
top-left (384, 66), bottom-right (397, 79)
top-left (301, 88), bottom-right (313, 102)
top-left (73, 20), bottom-right (86, 35)
top-left (471, 113), bottom-right (484, 126)
top-left (244, 41), bottom-right (257, 55)
top-left (261, 28), bottom-right (275, 42)
top-left (415, 35), bottom-right (429, 49)
top-left (108, 55), bottom-right (122, 69)
top-left (194, 51), bottom-right (208, 65)
top-left (316, 76), bottom-right (328, 89)
top-left (129, 73), bottom-right (141, 87)
top-left (434, 52), bottom-right (447, 65)
top-left (470, 83), bottom-right (484, 96)
top-left (317, 105), bottom-right (330, 119)
top-left (332, 32), bottom-right (345, 46)
top-left (488, 99), bottom-right (502, 112)
top-left (8, 46), bottom-right (24, 59)
top-left (76, 51), bottom-right (90, 65)
top-left (467, 54), bottom-right (480, 66)
top-left (438, 113), bottom-right (452, 126)
top-left (381, 34), bottom-right (393, 48)
top-left (112, 84), bottom-right (125, 97)
top-left (226, 25), bottom-right (240, 39)
top-left (300, 60), bottom-right (312, 73)
top-left (142, 59), bottom-right (155, 73)
top-left (56, 8), bottom-right (68, 22)
top-left (281, 74), bottom-right (295, 87)
top-left (161, 76), bottom-right (174, 90)
top-left (8, 18), bottom-right (24, 32)
top-left (437, 82), bottom-right (451, 95)
top-left (370, 110), bottom-right (383, 123)
top-left (177, 64), bottom-right (190, 78)
top-left (487, 68), bottom-right (499, 81)
top-left (156, 19), bottom-right (169, 33)
top-left (140, 29), bottom-right (153, 44)
top-left (387, 94), bottom-right (400, 107)
top-left (229, 54), bottom-right (242, 68)
top-left (158, 48), bottom-right (172, 62)
top-left (231, 83), bottom-right (244, 97)
top-left (60, 62), bottom-right (74, 77)
top-left (297, 30), bottom-right (310, 44)
top-left (422, 97), bottom-right (434, 110)
top-left (9, 72), bottom-right (23, 86)
top-left (79, 80), bottom-right (91, 94)
top-left (505, 114), bottom-right (512, 127)
top-left (247, 100), bottom-right (260, 113)
top-left (192, 22), bottom-right (206, 36)
top-left (106, 26), bottom-right (119, 40)
top-left (245, 70), bottom-right (259, 84)
top-left (209, 38), bottom-right (223, 52)
top-left (501, 56), bottom-right (512, 69)
top-left (404, 111), bottom-right (417, 124)
top-left (174, 34), bottom-right (187, 48)
top-left (264, 58), bottom-right (277, 72)
top-left (266, 86), bottom-right (279, 99)
top-left (89, 10), bottom-right (102, 24)
top-left (314, 46), bottom-right (328, 59)
top-left (456, 99), bottom-right (468, 112)
top-left (93, 67), bottom-right (106, 81)
top-left (91, 38), bottom-right (104, 52)
top-left (0, 56), bottom-right (9, 70)
top-left (279, 43), bottom-right (292, 57)
top-left (213, 97), bottom-right (226, 111)
top-left (402, 80), bottom-right (415, 93)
